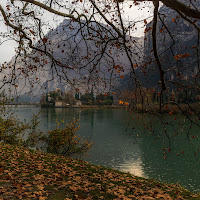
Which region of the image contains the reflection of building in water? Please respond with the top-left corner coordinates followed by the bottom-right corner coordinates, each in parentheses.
top-left (54, 108), bottom-right (81, 123)
top-left (43, 108), bottom-right (55, 131)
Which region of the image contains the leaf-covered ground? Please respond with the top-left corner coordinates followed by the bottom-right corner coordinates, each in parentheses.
top-left (0, 142), bottom-right (199, 200)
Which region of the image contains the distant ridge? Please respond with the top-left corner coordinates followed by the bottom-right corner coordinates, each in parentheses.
top-left (4, 19), bottom-right (143, 102)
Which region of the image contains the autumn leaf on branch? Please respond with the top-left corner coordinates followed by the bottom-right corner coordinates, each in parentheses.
top-left (172, 18), bottom-right (176, 23)
top-left (124, 101), bottom-right (129, 106)
top-left (133, 64), bottom-right (138, 68)
top-left (174, 53), bottom-right (190, 60)
top-left (42, 38), bottom-right (48, 43)
top-left (118, 100), bottom-right (124, 104)
top-left (29, 30), bottom-right (35, 35)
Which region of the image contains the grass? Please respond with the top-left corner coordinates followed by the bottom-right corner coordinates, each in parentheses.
top-left (0, 142), bottom-right (199, 200)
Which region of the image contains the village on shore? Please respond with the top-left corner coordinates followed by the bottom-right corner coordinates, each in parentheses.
top-left (40, 88), bottom-right (116, 108)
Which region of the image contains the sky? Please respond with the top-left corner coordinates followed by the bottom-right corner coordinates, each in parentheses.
top-left (0, 0), bottom-right (153, 64)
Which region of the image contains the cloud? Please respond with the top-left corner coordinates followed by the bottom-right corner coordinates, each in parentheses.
top-left (0, 40), bottom-right (17, 64)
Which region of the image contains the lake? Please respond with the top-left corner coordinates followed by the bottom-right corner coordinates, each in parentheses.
top-left (10, 106), bottom-right (200, 193)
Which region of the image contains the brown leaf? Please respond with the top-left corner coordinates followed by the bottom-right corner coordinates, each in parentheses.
top-left (37, 184), bottom-right (45, 190)
top-left (39, 197), bottom-right (47, 200)
top-left (0, 167), bottom-right (4, 173)
top-left (174, 55), bottom-right (179, 60)
top-left (172, 18), bottom-right (176, 23)
top-left (178, 53), bottom-right (190, 58)
top-left (174, 53), bottom-right (190, 60)
top-left (30, 30), bottom-right (35, 35)
top-left (42, 38), bottom-right (48, 43)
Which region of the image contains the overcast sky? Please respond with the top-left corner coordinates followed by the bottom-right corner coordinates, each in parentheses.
top-left (0, 1), bottom-right (153, 64)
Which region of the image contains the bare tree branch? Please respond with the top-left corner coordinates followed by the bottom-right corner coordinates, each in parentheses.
top-left (152, 1), bottom-right (166, 91)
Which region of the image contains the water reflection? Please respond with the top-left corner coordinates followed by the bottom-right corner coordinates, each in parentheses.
top-left (118, 157), bottom-right (148, 178)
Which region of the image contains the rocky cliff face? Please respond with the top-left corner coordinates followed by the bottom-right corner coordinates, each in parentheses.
top-left (4, 19), bottom-right (142, 102)
top-left (142, 0), bottom-right (200, 89)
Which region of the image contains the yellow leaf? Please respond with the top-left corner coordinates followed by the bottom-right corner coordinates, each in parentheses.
top-left (118, 100), bottom-right (124, 104)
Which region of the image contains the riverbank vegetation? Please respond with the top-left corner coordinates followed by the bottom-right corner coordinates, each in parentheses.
top-left (119, 88), bottom-right (200, 113)
top-left (0, 91), bottom-right (93, 158)
top-left (0, 113), bottom-right (93, 158)
top-left (44, 119), bottom-right (93, 157)
top-left (0, 142), bottom-right (199, 200)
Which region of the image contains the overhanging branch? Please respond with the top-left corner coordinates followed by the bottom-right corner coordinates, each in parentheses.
top-left (122, 0), bottom-right (200, 19)
top-left (152, 1), bottom-right (166, 91)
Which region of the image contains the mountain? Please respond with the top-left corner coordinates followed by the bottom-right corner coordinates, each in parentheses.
top-left (141, 0), bottom-right (200, 90)
top-left (116, 0), bottom-right (200, 98)
top-left (3, 19), bottom-right (143, 102)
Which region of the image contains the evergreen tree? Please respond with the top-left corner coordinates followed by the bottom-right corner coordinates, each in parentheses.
top-left (75, 92), bottom-right (79, 100)
top-left (46, 93), bottom-right (48, 103)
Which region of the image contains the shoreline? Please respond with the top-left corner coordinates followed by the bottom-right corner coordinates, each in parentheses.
top-left (5, 103), bottom-right (200, 113)
top-left (0, 142), bottom-right (199, 199)
top-left (55, 105), bottom-right (121, 109)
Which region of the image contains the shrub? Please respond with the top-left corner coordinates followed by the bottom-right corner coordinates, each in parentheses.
top-left (0, 117), bottom-right (25, 145)
top-left (0, 91), bottom-right (43, 147)
top-left (45, 119), bottom-right (93, 157)
top-left (0, 91), bottom-right (92, 157)
top-left (0, 112), bottom-right (43, 147)
top-left (102, 99), bottom-right (113, 105)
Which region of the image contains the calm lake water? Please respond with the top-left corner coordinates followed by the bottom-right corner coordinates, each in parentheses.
top-left (11, 106), bottom-right (200, 192)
